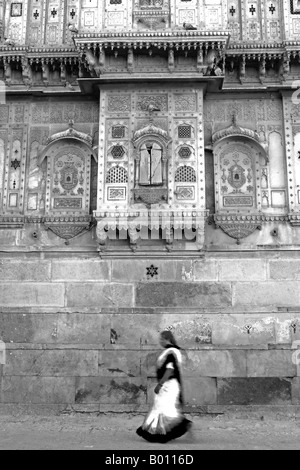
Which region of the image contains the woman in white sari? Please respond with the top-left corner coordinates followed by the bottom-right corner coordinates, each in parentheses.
top-left (136, 330), bottom-right (192, 443)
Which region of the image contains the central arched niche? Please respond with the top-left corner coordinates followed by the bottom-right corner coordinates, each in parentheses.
top-left (132, 122), bottom-right (172, 206)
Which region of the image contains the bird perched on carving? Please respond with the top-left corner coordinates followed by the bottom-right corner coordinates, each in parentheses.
top-left (183, 23), bottom-right (197, 30)
top-left (68, 23), bottom-right (78, 34)
top-left (148, 104), bottom-right (161, 112)
top-left (4, 38), bottom-right (15, 47)
top-left (64, 81), bottom-right (75, 91)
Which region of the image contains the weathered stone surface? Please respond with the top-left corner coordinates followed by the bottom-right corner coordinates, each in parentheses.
top-left (66, 283), bottom-right (134, 308)
top-left (52, 260), bottom-right (110, 282)
top-left (0, 261), bottom-right (51, 281)
top-left (1, 376), bottom-right (75, 404)
top-left (247, 351), bottom-right (296, 377)
top-left (98, 350), bottom-right (141, 377)
top-left (135, 282), bottom-right (232, 308)
top-left (233, 282), bottom-right (300, 307)
top-left (190, 260), bottom-right (218, 281)
top-left (183, 377), bottom-right (217, 406)
top-left (0, 283), bottom-right (65, 307)
top-left (110, 314), bottom-right (160, 347)
top-left (57, 314), bottom-right (111, 344)
top-left (269, 261), bottom-right (300, 280)
top-left (212, 314), bottom-right (275, 346)
top-left (75, 377), bottom-right (147, 404)
top-left (0, 314), bottom-right (59, 343)
top-left (218, 259), bottom-right (267, 281)
top-left (217, 378), bottom-right (292, 405)
top-left (184, 350), bottom-right (247, 377)
top-left (4, 350), bottom-right (98, 377)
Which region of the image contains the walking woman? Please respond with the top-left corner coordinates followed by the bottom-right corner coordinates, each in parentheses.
top-left (136, 329), bottom-right (192, 443)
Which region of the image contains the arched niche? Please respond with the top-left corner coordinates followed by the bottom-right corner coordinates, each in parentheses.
top-left (132, 123), bottom-right (172, 206)
top-left (38, 125), bottom-right (98, 241)
top-left (212, 121), bottom-right (269, 243)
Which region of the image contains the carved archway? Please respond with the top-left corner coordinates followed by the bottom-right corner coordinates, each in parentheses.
top-left (38, 123), bottom-right (97, 242)
top-left (212, 119), bottom-right (268, 243)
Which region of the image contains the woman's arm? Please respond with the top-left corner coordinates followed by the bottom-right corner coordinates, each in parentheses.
top-left (154, 368), bottom-right (174, 394)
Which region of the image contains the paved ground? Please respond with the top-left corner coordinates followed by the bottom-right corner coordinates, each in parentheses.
top-left (0, 412), bottom-right (300, 451)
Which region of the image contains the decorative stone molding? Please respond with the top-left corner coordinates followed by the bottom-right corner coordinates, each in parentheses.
top-left (0, 216), bottom-right (24, 229)
top-left (44, 215), bottom-right (93, 242)
top-left (45, 120), bottom-right (93, 149)
top-left (214, 214), bottom-right (291, 243)
top-left (212, 115), bottom-right (263, 146)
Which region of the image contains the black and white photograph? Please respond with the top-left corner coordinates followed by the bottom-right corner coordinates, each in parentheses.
top-left (0, 0), bottom-right (300, 457)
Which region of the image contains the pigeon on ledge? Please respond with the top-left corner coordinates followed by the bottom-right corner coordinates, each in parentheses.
top-left (68, 23), bottom-right (78, 34)
top-left (183, 23), bottom-right (197, 30)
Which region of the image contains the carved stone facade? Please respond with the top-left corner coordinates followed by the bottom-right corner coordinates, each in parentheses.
top-left (1, 1), bottom-right (300, 414)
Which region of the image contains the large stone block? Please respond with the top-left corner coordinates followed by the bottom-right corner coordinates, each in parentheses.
top-left (0, 314), bottom-right (59, 343)
top-left (1, 376), bottom-right (75, 404)
top-left (0, 260), bottom-right (51, 281)
top-left (247, 350), bottom-right (296, 377)
top-left (4, 350), bottom-right (98, 377)
top-left (184, 350), bottom-right (247, 377)
top-left (218, 259), bottom-right (267, 282)
top-left (98, 350), bottom-right (141, 377)
top-left (233, 282), bottom-right (300, 307)
top-left (135, 282), bottom-right (232, 308)
top-left (0, 283), bottom-right (65, 307)
top-left (75, 377), bottom-right (147, 404)
top-left (269, 260), bottom-right (300, 280)
top-left (212, 314), bottom-right (275, 346)
top-left (217, 378), bottom-right (292, 405)
top-left (183, 377), bottom-right (217, 406)
top-left (52, 260), bottom-right (110, 282)
top-left (66, 283), bottom-right (134, 308)
top-left (57, 313), bottom-right (111, 344)
top-left (190, 259), bottom-right (218, 282)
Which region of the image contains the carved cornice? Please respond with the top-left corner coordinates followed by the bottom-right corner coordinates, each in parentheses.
top-left (212, 118), bottom-right (261, 146)
top-left (74, 30), bottom-right (230, 51)
top-left (0, 216), bottom-right (24, 229)
top-left (46, 123), bottom-right (93, 147)
top-left (133, 123), bottom-right (171, 144)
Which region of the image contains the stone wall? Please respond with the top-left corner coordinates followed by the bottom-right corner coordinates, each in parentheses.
top-left (0, 253), bottom-right (299, 415)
